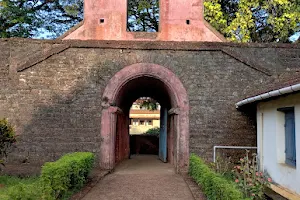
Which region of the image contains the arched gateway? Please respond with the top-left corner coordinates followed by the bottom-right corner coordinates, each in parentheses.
top-left (100, 63), bottom-right (189, 173)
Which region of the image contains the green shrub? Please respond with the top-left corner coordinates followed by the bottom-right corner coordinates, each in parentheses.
top-left (233, 150), bottom-right (271, 199)
top-left (0, 175), bottom-right (42, 200)
top-left (0, 152), bottom-right (94, 200)
top-left (0, 176), bottom-right (49, 200)
top-left (7, 181), bottom-right (49, 200)
top-left (0, 119), bottom-right (16, 165)
top-left (144, 127), bottom-right (160, 137)
top-left (41, 152), bottom-right (95, 199)
top-left (189, 154), bottom-right (247, 200)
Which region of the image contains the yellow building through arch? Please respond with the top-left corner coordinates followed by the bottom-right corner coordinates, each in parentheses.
top-left (129, 102), bottom-right (160, 135)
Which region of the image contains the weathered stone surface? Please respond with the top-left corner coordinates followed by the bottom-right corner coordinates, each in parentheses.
top-left (0, 38), bottom-right (299, 165)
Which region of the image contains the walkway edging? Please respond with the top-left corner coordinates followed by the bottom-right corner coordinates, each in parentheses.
top-left (70, 169), bottom-right (112, 200)
top-left (183, 175), bottom-right (207, 200)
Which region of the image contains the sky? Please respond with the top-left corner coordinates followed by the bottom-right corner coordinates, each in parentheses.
top-left (290, 32), bottom-right (300, 42)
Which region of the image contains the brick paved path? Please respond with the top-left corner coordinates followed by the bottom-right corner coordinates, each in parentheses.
top-left (82, 155), bottom-right (195, 200)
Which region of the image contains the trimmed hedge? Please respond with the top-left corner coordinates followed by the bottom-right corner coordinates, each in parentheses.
top-left (7, 181), bottom-right (47, 200)
top-left (41, 152), bottom-right (95, 199)
top-left (189, 154), bottom-right (247, 200)
top-left (4, 152), bottom-right (94, 200)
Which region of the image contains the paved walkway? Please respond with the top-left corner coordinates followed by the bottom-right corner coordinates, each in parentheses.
top-left (82, 155), bottom-right (195, 200)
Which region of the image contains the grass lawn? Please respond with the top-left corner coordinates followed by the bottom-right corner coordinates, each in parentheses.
top-left (0, 175), bottom-right (40, 200)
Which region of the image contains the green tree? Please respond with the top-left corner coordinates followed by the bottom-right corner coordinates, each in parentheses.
top-left (127, 0), bottom-right (159, 32)
top-left (0, 0), bottom-right (83, 38)
top-left (0, 119), bottom-right (16, 166)
top-left (138, 97), bottom-right (159, 111)
top-left (204, 0), bottom-right (300, 42)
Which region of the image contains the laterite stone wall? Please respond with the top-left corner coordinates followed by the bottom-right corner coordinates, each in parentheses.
top-left (0, 38), bottom-right (299, 165)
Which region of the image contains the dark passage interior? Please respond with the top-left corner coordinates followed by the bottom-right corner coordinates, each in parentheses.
top-left (130, 134), bottom-right (159, 155)
top-left (114, 76), bottom-right (175, 165)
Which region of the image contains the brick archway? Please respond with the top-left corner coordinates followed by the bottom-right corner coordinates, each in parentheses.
top-left (100, 63), bottom-right (189, 173)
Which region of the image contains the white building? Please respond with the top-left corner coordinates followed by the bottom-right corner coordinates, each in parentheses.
top-left (236, 82), bottom-right (300, 199)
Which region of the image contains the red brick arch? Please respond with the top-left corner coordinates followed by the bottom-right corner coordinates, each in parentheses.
top-left (100, 63), bottom-right (189, 173)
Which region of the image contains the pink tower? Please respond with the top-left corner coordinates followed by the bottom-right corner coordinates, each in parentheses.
top-left (63, 0), bottom-right (225, 41)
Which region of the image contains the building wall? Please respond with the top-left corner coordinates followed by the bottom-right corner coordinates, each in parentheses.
top-left (0, 39), bottom-right (300, 165)
top-left (129, 105), bottom-right (160, 135)
top-left (257, 93), bottom-right (300, 195)
top-left (129, 119), bottom-right (160, 135)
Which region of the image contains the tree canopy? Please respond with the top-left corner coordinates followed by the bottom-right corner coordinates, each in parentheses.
top-left (0, 0), bottom-right (83, 38)
top-left (127, 0), bottom-right (159, 32)
top-left (205, 0), bottom-right (300, 42)
top-left (135, 97), bottom-right (159, 111)
top-left (0, 0), bottom-right (299, 42)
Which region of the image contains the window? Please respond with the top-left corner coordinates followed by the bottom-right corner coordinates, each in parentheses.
top-left (140, 120), bottom-right (145, 125)
top-left (145, 120), bottom-right (153, 126)
top-left (278, 107), bottom-right (296, 167)
top-left (132, 119), bottom-right (139, 126)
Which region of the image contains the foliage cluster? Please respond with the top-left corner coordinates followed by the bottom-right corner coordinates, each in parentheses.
top-left (208, 150), bottom-right (272, 199)
top-left (233, 151), bottom-right (272, 199)
top-left (204, 0), bottom-right (300, 42)
top-left (0, 119), bottom-right (16, 166)
top-left (41, 152), bottom-right (95, 199)
top-left (0, 152), bottom-right (95, 200)
top-left (6, 180), bottom-right (48, 200)
top-left (144, 127), bottom-right (160, 137)
top-left (0, 176), bottom-right (40, 200)
top-left (138, 97), bottom-right (159, 111)
top-left (189, 154), bottom-right (246, 200)
top-left (127, 0), bottom-right (159, 32)
top-left (209, 154), bottom-right (233, 178)
top-left (0, 0), bottom-right (83, 38)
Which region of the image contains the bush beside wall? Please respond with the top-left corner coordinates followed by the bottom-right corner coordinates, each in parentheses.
top-left (4, 152), bottom-right (95, 200)
top-left (189, 154), bottom-right (247, 200)
top-left (7, 181), bottom-right (46, 200)
top-left (41, 152), bottom-right (95, 199)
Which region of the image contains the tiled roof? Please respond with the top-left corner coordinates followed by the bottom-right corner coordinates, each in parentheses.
top-left (130, 110), bottom-right (160, 114)
top-left (236, 75), bottom-right (300, 108)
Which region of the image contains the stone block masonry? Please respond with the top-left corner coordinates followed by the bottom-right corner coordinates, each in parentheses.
top-left (0, 38), bottom-right (299, 165)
